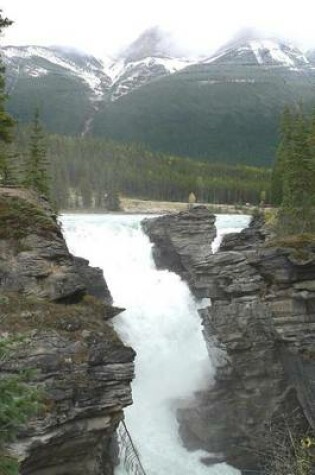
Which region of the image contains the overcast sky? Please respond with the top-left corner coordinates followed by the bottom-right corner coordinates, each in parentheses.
top-left (1, 0), bottom-right (315, 58)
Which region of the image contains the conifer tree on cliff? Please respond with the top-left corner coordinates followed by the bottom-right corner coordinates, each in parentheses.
top-left (23, 109), bottom-right (50, 197)
top-left (276, 109), bottom-right (315, 233)
top-left (0, 11), bottom-right (15, 184)
top-left (271, 107), bottom-right (293, 205)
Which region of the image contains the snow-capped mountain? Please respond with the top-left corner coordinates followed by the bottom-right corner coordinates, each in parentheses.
top-left (107, 55), bottom-right (193, 100)
top-left (2, 30), bottom-right (315, 162)
top-left (203, 35), bottom-right (309, 68)
top-left (2, 28), bottom-right (194, 103)
top-left (3, 45), bottom-right (112, 98)
top-left (106, 28), bottom-right (194, 100)
top-left (3, 31), bottom-right (312, 107)
top-left (89, 32), bottom-right (315, 165)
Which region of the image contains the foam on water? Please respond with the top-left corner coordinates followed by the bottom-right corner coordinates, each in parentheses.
top-left (61, 213), bottom-right (249, 475)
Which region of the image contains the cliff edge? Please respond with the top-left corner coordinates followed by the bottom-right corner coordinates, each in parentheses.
top-left (0, 188), bottom-right (135, 475)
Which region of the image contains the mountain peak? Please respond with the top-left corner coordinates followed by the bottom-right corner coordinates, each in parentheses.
top-left (204, 32), bottom-right (309, 67)
top-left (119, 27), bottom-right (177, 63)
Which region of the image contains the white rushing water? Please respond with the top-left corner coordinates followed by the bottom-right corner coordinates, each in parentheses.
top-left (61, 213), bottom-right (250, 475)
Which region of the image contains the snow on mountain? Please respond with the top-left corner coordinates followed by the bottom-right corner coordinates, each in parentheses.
top-left (2, 45), bottom-right (112, 97)
top-left (2, 41), bottom-right (194, 102)
top-left (2, 32), bottom-right (313, 105)
top-left (203, 36), bottom-right (309, 68)
top-left (103, 27), bottom-right (195, 100)
top-left (104, 56), bottom-right (191, 83)
top-left (106, 55), bottom-right (194, 100)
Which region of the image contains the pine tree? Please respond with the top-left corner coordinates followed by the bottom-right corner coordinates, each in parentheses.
top-left (277, 110), bottom-right (315, 233)
top-left (24, 109), bottom-right (50, 196)
top-left (271, 107), bottom-right (294, 205)
top-left (0, 11), bottom-right (15, 185)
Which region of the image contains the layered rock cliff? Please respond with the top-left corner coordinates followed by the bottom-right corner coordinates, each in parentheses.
top-left (143, 207), bottom-right (315, 472)
top-left (0, 187), bottom-right (135, 474)
top-left (142, 206), bottom-right (217, 297)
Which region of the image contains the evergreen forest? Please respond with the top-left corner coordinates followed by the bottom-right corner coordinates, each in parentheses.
top-left (272, 108), bottom-right (315, 234)
top-left (11, 127), bottom-right (272, 209)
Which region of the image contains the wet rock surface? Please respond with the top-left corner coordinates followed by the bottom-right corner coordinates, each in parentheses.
top-left (143, 209), bottom-right (315, 471)
top-left (0, 188), bottom-right (135, 474)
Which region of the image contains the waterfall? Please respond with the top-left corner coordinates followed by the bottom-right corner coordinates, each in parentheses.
top-left (61, 213), bottom-right (249, 475)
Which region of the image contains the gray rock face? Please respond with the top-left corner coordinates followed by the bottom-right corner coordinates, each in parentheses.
top-left (142, 206), bottom-right (217, 297)
top-left (0, 188), bottom-right (135, 474)
top-left (2, 329), bottom-right (135, 475)
top-left (72, 256), bottom-right (113, 304)
top-left (0, 189), bottom-right (112, 304)
top-left (143, 209), bottom-right (315, 471)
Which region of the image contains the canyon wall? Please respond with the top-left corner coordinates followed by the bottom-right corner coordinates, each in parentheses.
top-left (143, 206), bottom-right (315, 471)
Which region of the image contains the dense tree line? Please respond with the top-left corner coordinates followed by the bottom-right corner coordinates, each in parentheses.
top-left (272, 107), bottom-right (315, 233)
top-left (0, 7), bottom-right (271, 211)
top-left (12, 128), bottom-right (271, 209)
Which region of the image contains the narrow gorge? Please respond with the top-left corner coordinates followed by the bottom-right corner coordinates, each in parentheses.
top-left (2, 191), bottom-right (314, 474)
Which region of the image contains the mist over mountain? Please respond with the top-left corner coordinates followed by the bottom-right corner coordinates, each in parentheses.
top-left (119, 26), bottom-right (181, 62)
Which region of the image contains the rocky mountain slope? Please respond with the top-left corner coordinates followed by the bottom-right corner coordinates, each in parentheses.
top-left (0, 187), bottom-right (135, 474)
top-left (203, 34), bottom-right (310, 67)
top-left (2, 28), bottom-right (192, 135)
top-left (143, 208), bottom-right (315, 471)
top-left (92, 36), bottom-right (315, 166)
top-left (3, 30), bottom-right (315, 164)
top-left (106, 27), bottom-right (193, 101)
